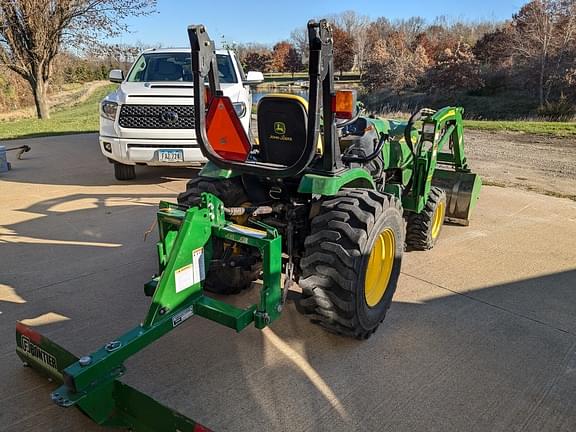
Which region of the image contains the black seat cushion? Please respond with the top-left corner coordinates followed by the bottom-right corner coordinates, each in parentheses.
top-left (257, 96), bottom-right (307, 166)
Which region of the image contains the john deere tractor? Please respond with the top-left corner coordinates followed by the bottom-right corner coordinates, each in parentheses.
top-left (177, 21), bottom-right (481, 337)
top-left (15, 20), bottom-right (481, 431)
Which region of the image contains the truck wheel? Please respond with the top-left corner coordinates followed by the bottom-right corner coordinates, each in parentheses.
top-left (297, 189), bottom-right (405, 339)
top-left (113, 162), bottom-right (136, 181)
top-left (177, 177), bottom-right (261, 294)
top-left (405, 186), bottom-right (446, 251)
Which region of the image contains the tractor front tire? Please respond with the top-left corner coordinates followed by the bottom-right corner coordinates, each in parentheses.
top-left (405, 186), bottom-right (447, 251)
top-left (297, 189), bottom-right (405, 339)
top-left (177, 176), bottom-right (261, 294)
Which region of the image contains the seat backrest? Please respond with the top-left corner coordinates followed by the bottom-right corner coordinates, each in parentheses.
top-left (257, 94), bottom-right (308, 166)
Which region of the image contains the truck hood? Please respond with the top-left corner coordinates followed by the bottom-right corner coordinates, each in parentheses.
top-left (108, 82), bottom-right (242, 105)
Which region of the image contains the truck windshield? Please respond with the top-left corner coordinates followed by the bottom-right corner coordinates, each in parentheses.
top-left (126, 52), bottom-right (237, 83)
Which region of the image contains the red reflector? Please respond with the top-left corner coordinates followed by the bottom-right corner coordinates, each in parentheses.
top-left (193, 424), bottom-right (213, 432)
top-left (16, 321), bottom-right (43, 345)
top-left (206, 96), bottom-right (251, 162)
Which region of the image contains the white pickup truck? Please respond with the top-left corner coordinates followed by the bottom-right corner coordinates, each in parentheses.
top-left (99, 48), bottom-right (263, 180)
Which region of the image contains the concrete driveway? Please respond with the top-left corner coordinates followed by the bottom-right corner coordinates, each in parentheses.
top-left (1, 133), bottom-right (575, 431)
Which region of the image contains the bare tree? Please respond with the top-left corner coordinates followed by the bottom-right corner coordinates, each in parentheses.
top-left (363, 32), bottom-right (429, 93)
top-left (0, 0), bottom-right (155, 119)
top-left (425, 42), bottom-right (483, 94)
top-left (512, 0), bottom-right (576, 106)
top-left (333, 11), bottom-right (371, 76)
top-left (290, 26), bottom-right (308, 65)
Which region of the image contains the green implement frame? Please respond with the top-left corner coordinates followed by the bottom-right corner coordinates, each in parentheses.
top-left (15, 193), bottom-right (283, 430)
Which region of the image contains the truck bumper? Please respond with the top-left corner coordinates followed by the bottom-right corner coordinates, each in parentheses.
top-left (100, 136), bottom-right (207, 166)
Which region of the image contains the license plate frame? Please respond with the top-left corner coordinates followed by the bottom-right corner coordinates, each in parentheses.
top-left (158, 149), bottom-right (184, 163)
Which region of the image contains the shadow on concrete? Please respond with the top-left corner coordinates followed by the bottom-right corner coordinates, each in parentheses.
top-left (1, 133), bottom-right (198, 187)
top-left (2, 139), bottom-right (576, 430)
top-left (4, 246), bottom-right (575, 431)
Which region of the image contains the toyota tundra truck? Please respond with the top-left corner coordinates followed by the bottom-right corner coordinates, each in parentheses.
top-left (99, 48), bottom-right (263, 180)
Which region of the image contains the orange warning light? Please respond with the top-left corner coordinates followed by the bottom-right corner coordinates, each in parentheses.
top-left (332, 90), bottom-right (357, 119)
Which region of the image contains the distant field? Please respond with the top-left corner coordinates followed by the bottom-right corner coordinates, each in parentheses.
top-left (0, 84), bottom-right (116, 140)
top-left (464, 120), bottom-right (576, 137)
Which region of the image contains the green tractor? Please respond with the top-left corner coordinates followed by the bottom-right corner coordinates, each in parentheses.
top-left (15, 20), bottom-right (481, 431)
top-left (177, 20), bottom-right (481, 337)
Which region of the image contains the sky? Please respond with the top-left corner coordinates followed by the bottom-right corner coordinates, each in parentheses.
top-left (108, 0), bottom-right (527, 48)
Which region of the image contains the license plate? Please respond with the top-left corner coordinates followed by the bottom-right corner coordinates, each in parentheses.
top-left (158, 149), bottom-right (184, 162)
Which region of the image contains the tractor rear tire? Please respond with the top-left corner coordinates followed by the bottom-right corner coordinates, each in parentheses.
top-left (405, 186), bottom-right (447, 251)
top-left (297, 189), bottom-right (405, 339)
top-left (177, 176), bottom-right (261, 294)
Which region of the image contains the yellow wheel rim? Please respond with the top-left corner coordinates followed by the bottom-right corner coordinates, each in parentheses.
top-left (364, 228), bottom-right (396, 308)
top-left (431, 201), bottom-right (446, 240)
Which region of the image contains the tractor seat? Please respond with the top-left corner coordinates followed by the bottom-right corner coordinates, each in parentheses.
top-left (257, 94), bottom-right (309, 166)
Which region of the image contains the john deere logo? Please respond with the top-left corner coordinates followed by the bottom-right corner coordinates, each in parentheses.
top-left (274, 122), bottom-right (286, 135)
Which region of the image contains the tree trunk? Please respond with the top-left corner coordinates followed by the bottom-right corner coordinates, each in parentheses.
top-left (539, 54), bottom-right (546, 108)
top-left (31, 78), bottom-right (50, 119)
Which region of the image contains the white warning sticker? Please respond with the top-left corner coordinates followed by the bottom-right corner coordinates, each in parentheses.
top-left (175, 264), bottom-right (194, 293)
top-left (192, 247), bottom-right (206, 284)
top-left (174, 247), bottom-right (205, 293)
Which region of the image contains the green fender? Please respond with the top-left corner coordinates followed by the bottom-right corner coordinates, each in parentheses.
top-left (297, 168), bottom-right (375, 196)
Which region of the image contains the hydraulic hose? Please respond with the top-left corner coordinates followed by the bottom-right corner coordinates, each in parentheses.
top-left (402, 109), bottom-right (425, 197)
top-left (404, 109), bottom-right (424, 157)
top-left (341, 133), bottom-right (387, 164)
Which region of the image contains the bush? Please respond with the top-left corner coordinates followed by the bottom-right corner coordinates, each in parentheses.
top-left (537, 96), bottom-right (576, 121)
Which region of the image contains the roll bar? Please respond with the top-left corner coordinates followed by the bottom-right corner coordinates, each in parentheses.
top-left (187, 19), bottom-right (341, 178)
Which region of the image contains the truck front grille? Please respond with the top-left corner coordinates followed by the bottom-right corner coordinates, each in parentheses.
top-left (118, 105), bottom-right (195, 129)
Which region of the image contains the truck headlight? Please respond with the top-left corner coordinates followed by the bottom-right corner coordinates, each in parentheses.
top-left (232, 102), bottom-right (246, 118)
top-left (101, 101), bottom-right (118, 121)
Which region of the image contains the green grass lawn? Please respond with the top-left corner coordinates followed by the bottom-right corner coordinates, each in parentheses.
top-left (464, 120), bottom-right (576, 137)
top-left (0, 84), bottom-right (116, 140)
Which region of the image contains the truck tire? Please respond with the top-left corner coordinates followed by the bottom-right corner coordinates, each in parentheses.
top-left (177, 176), bottom-right (261, 294)
top-left (297, 189), bottom-right (405, 339)
top-left (405, 186), bottom-right (446, 250)
top-left (113, 162), bottom-right (136, 181)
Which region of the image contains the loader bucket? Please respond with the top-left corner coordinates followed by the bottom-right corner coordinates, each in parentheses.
top-left (432, 169), bottom-right (482, 225)
top-left (16, 322), bottom-right (211, 431)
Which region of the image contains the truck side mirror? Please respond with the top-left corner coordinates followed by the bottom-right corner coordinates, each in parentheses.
top-left (109, 69), bottom-right (124, 83)
top-left (244, 71), bottom-right (264, 86)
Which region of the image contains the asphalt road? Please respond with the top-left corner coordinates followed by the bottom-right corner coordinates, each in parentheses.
top-left (1, 133), bottom-right (575, 431)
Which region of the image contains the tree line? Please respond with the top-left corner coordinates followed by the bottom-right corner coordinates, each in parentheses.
top-left (235, 2), bottom-right (576, 119)
top-left (1, 0), bottom-right (575, 119)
